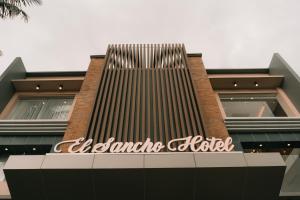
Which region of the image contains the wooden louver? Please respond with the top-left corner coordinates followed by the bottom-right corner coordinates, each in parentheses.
top-left (86, 44), bottom-right (205, 151)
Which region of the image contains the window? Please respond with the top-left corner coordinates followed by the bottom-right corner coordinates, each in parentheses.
top-left (7, 96), bottom-right (73, 120)
top-left (217, 89), bottom-right (300, 118)
top-left (220, 93), bottom-right (287, 117)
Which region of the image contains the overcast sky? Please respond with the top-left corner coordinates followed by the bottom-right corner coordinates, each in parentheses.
top-left (0, 0), bottom-right (300, 75)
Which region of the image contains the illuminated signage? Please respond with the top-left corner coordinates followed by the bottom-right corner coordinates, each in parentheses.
top-left (54, 135), bottom-right (234, 153)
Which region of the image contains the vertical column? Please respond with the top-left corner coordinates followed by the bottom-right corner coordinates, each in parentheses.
top-left (188, 55), bottom-right (229, 140)
top-left (61, 57), bottom-right (106, 152)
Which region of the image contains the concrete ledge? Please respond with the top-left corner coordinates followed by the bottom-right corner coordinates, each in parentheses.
top-left (41, 154), bottom-right (94, 169)
top-left (4, 155), bottom-right (44, 170)
top-left (244, 153), bottom-right (286, 167)
top-left (93, 154), bottom-right (143, 169)
top-left (3, 152), bottom-right (287, 200)
top-left (0, 181), bottom-right (10, 200)
top-left (145, 153), bottom-right (195, 168)
top-left (194, 152), bottom-right (246, 168)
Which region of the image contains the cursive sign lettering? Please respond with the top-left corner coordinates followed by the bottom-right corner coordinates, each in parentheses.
top-left (54, 136), bottom-right (234, 153)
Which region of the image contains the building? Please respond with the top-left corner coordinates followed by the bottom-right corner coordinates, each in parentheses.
top-left (0, 44), bottom-right (299, 200)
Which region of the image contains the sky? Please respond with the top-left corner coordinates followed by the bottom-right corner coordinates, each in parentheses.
top-left (0, 0), bottom-right (300, 75)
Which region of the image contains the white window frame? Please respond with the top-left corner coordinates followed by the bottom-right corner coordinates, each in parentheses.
top-left (0, 92), bottom-right (78, 121)
top-left (215, 88), bottom-right (300, 119)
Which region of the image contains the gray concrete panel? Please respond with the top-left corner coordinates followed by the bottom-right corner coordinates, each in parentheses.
top-left (244, 153), bottom-right (286, 167)
top-left (194, 152), bottom-right (246, 168)
top-left (244, 153), bottom-right (286, 200)
top-left (93, 169), bottom-right (144, 200)
top-left (4, 155), bottom-right (44, 170)
top-left (3, 153), bottom-right (288, 200)
top-left (41, 154), bottom-right (94, 169)
top-left (3, 155), bottom-right (44, 200)
top-left (42, 169), bottom-right (93, 200)
top-left (145, 168), bottom-right (194, 200)
top-left (195, 167), bottom-right (246, 200)
top-left (93, 154), bottom-right (143, 169)
top-left (144, 153), bottom-right (195, 168)
top-left (269, 53), bottom-right (300, 112)
top-left (0, 57), bottom-right (26, 112)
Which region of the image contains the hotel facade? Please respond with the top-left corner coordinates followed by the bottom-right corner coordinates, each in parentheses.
top-left (0, 44), bottom-right (299, 200)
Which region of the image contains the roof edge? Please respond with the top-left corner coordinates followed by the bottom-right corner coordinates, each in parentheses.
top-left (26, 71), bottom-right (86, 77)
top-left (206, 68), bottom-right (269, 74)
top-left (187, 53), bottom-right (202, 57)
top-left (90, 55), bottom-right (106, 59)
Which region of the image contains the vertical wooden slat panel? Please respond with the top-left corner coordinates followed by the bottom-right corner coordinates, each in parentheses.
top-left (129, 45), bottom-right (138, 142)
top-left (169, 46), bottom-right (186, 137)
top-left (152, 44), bottom-right (158, 142)
top-left (147, 44), bottom-right (151, 140)
top-left (123, 45), bottom-right (134, 141)
top-left (155, 45), bottom-right (164, 143)
top-left (87, 46), bottom-right (111, 140)
top-left (110, 45), bottom-right (125, 140)
top-left (141, 45), bottom-right (146, 141)
top-left (163, 44), bottom-right (176, 143)
top-left (174, 44), bottom-right (192, 137)
top-left (98, 50), bottom-right (119, 143)
top-left (86, 44), bottom-right (206, 151)
top-left (113, 69), bottom-right (126, 141)
top-left (135, 62), bottom-right (142, 142)
top-left (116, 45), bottom-right (130, 142)
top-left (105, 45), bottom-right (122, 141)
top-left (181, 45), bottom-right (205, 136)
top-left (169, 44), bottom-right (181, 140)
top-left (92, 46), bottom-right (115, 144)
top-left (176, 46), bottom-right (197, 136)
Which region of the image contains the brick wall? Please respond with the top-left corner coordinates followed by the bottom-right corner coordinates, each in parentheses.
top-left (188, 56), bottom-right (229, 140)
top-left (61, 58), bottom-right (105, 152)
top-left (61, 55), bottom-right (229, 152)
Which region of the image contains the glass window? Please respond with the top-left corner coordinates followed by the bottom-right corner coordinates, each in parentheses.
top-left (219, 93), bottom-right (287, 117)
top-left (7, 96), bottom-right (73, 120)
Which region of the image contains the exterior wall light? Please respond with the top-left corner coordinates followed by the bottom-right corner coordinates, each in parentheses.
top-left (259, 144), bottom-right (263, 147)
top-left (35, 85), bottom-right (40, 90)
top-left (254, 82), bottom-right (259, 87)
top-left (58, 85), bottom-right (63, 91)
top-left (4, 148), bottom-right (8, 151)
top-left (283, 150), bottom-right (287, 154)
top-left (233, 82), bottom-right (238, 87)
top-left (32, 147), bottom-right (36, 151)
top-left (287, 143), bottom-right (291, 147)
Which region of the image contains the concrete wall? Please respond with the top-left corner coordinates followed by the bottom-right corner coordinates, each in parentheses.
top-left (0, 58), bottom-right (26, 113)
top-left (269, 53), bottom-right (300, 112)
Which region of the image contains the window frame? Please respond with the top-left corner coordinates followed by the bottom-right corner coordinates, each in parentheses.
top-left (215, 88), bottom-right (300, 119)
top-left (0, 92), bottom-right (77, 121)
